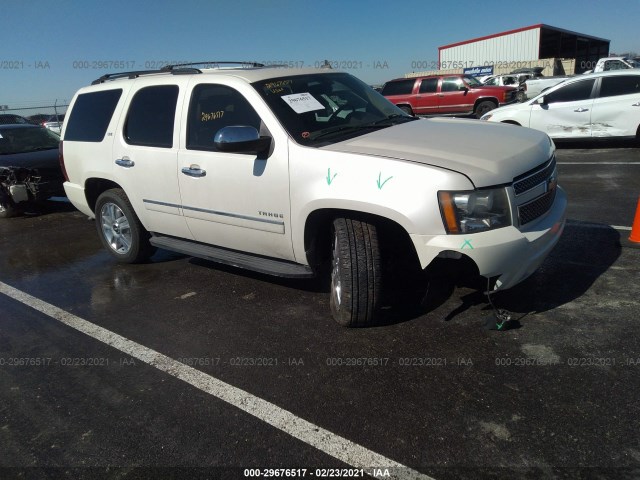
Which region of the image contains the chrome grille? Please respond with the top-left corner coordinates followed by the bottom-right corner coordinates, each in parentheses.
top-left (512, 155), bottom-right (557, 226)
top-left (513, 157), bottom-right (556, 195)
top-left (519, 188), bottom-right (557, 225)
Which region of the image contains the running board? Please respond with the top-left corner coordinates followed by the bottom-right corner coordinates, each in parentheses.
top-left (149, 234), bottom-right (315, 278)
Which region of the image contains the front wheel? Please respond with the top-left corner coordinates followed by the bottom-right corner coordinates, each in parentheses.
top-left (475, 100), bottom-right (497, 119)
top-left (0, 195), bottom-right (19, 219)
top-left (95, 188), bottom-right (156, 263)
top-left (330, 217), bottom-right (382, 327)
top-left (399, 105), bottom-right (414, 116)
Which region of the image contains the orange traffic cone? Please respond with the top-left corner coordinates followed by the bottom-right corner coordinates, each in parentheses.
top-left (624, 196), bottom-right (640, 248)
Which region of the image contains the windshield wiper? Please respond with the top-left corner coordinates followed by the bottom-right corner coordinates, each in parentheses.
top-left (308, 124), bottom-right (384, 141)
top-left (370, 114), bottom-right (417, 126)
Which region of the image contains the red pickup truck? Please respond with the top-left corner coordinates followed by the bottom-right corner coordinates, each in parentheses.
top-left (381, 74), bottom-right (518, 118)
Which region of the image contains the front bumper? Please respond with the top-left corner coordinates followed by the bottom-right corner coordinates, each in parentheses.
top-left (411, 186), bottom-right (567, 290)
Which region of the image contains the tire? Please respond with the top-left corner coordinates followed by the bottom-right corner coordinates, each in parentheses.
top-left (475, 100), bottom-right (496, 119)
top-left (0, 195), bottom-right (19, 219)
top-left (330, 217), bottom-right (382, 327)
top-left (516, 91), bottom-right (526, 103)
top-left (95, 188), bottom-right (156, 263)
top-left (399, 105), bottom-right (414, 116)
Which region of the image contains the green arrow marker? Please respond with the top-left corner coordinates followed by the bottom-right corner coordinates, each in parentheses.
top-left (376, 172), bottom-right (393, 190)
top-left (326, 168), bottom-right (337, 185)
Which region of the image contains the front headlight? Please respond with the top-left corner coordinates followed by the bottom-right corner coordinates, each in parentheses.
top-left (438, 188), bottom-right (511, 234)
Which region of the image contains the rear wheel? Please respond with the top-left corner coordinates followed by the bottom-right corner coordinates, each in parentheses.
top-left (330, 217), bottom-right (382, 327)
top-left (475, 100), bottom-right (497, 119)
top-left (399, 105), bottom-right (414, 116)
top-left (95, 188), bottom-right (156, 263)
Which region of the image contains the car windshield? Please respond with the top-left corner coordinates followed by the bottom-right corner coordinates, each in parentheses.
top-left (463, 75), bottom-right (483, 86)
top-left (627, 58), bottom-right (640, 68)
top-left (252, 72), bottom-right (416, 145)
top-left (0, 127), bottom-right (60, 155)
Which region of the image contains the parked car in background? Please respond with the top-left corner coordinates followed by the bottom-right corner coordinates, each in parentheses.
top-left (481, 70), bottom-right (640, 141)
top-left (381, 74), bottom-right (517, 117)
top-left (0, 124), bottom-right (65, 218)
top-left (42, 114), bottom-right (65, 135)
top-left (522, 76), bottom-right (570, 100)
top-left (0, 114), bottom-right (30, 125)
top-left (585, 56), bottom-right (640, 74)
top-left (480, 74), bottom-right (528, 102)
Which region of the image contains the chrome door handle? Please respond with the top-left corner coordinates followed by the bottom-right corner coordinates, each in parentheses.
top-left (115, 158), bottom-right (135, 168)
top-left (574, 108), bottom-right (589, 112)
top-left (181, 166), bottom-right (207, 178)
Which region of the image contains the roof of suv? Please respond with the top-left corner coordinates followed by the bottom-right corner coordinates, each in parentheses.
top-left (90, 64), bottom-right (334, 86)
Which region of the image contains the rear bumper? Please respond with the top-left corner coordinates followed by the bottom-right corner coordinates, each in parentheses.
top-left (63, 182), bottom-right (94, 218)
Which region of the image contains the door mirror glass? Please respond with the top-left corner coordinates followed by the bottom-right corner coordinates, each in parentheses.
top-left (214, 126), bottom-right (271, 154)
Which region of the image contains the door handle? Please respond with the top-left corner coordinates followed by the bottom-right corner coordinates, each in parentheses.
top-left (574, 108), bottom-right (589, 113)
top-left (632, 102), bottom-right (640, 107)
top-left (181, 166), bottom-right (207, 178)
top-left (437, 94), bottom-right (445, 97)
top-left (115, 158), bottom-right (135, 168)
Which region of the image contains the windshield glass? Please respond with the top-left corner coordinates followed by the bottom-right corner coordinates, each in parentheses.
top-left (627, 58), bottom-right (640, 68)
top-left (463, 75), bottom-right (482, 86)
top-left (0, 126), bottom-right (60, 155)
top-left (252, 72), bottom-right (415, 145)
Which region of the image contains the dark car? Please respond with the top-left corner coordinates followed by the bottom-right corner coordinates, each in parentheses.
top-left (0, 114), bottom-right (31, 125)
top-left (0, 124), bottom-right (65, 218)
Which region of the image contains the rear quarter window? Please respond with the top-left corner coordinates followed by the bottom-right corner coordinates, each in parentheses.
top-left (381, 80), bottom-right (415, 96)
top-left (600, 75), bottom-right (640, 97)
top-left (64, 89), bottom-right (122, 142)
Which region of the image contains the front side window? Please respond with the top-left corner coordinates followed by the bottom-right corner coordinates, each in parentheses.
top-left (442, 77), bottom-right (463, 92)
top-left (187, 84), bottom-right (262, 151)
top-left (545, 79), bottom-right (595, 104)
top-left (124, 85), bottom-right (178, 148)
top-left (253, 72), bottom-right (414, 146)
top-left (600, 75), bottom-right (640, 97)
top-left (64, 89), bottom-right (122, 142)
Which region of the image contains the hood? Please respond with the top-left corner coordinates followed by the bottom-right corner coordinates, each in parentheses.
top-left (321, 118), bottom-right (553, 188)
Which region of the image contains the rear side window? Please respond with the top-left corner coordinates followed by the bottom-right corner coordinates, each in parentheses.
top-left (418, 78), bottom-right (438, 93)
top-left (545, 79), bottom-right (595, 104)
top-left (124, 85), bottom-right (179, 148)
top-left (381, 80), bottom-right (414, 96)
top-left (600, 75), bottom-right (640, 98)
top-left (64, 89), bottom-right (122, 142)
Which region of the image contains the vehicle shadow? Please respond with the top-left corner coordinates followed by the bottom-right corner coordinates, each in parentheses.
top-left (162, 220), bottom-right (622, 328)
top-left (376, 220), bottom-right (622, 326)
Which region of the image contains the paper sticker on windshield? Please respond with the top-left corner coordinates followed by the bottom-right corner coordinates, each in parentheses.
top-left (281, 93), bottom-right (325, 114)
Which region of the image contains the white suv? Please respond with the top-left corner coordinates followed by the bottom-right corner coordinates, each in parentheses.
top-left (60, 62), bottom-right (567, 327)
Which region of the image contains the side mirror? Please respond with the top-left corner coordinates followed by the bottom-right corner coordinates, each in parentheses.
top-left (459, 85), bottom-right (469, 92)
top-left (535, 96), bottom-right (547, 106)
top-left (214, 126), bottom-right (271, 154)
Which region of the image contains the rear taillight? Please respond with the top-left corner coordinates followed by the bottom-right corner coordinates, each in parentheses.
top-left (59, 141), bottom-right (69, 181)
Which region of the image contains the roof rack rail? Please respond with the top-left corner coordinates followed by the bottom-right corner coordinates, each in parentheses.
top-left (91, 67), bottom-right (201, 85)
top-left (161, 61), bottom-right (265, 70)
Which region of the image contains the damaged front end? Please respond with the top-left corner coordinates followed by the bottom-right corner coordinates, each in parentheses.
top-left (0, 166), bottom-right (44, 218)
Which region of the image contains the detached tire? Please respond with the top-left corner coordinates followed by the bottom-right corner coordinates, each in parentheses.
top-left (330, 217), bottom-right (382, 327)
top-left (95, 188), bottom-right (156, 263)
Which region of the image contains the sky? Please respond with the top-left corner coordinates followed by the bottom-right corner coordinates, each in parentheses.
top-left (1, 0), bottom-right (639, 109)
